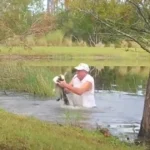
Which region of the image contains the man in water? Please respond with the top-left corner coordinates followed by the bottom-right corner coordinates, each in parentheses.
top-left (57, 63), bottom-right (96, 108)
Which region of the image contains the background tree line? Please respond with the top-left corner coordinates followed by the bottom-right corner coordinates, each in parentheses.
top-left (1, 0), bottom-right (148, 48)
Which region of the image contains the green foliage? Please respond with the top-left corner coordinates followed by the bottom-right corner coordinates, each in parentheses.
top-left (35, 36), bottom-right (47, 46)
top-left (57, 1), bottom-right (132, 45)
top-left (46, 30), bottom-right (64, 46)
top-left (60, 0), bottom-right (149, 51)
top-left (23, 67), bottom-right (55, 96)
top-left (1, 0), bottom-right (149, 50)
top-left (0, 0), bottom-right (44, 41)
top-left (0, 65), bottom-right (57, 97)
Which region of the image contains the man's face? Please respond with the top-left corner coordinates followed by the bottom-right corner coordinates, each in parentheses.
top-left (76, 70), bottom-right (87, 80)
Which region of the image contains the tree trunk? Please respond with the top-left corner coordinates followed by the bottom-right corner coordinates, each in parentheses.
top-left (47, 0), bottom-right (50, 13)
top-left (138, 71), bottom-right (150, 141)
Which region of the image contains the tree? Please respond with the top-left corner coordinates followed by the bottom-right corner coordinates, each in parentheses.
top-left (57, 6), bottom-right (120, 46)
top-left (70, 0), bottom-right (150, 141)
top-left (0, 0), bottom-right (44, 41)
top-left (47, 0), bottom-right (70, 14)
top-left (70, 0), bottom-right (150, 52)
top-left (138, 72), bottom-right (150, 141)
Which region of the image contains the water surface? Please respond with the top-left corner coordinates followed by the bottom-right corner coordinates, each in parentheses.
top-left (0, 90), bottom-right (144, 142)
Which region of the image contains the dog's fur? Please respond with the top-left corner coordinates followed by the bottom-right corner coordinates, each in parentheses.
top-left (53, 75), bottom-right (70, 105)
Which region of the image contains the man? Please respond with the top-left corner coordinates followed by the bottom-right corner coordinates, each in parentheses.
top-left (58, 63), bottom-right (96, 108)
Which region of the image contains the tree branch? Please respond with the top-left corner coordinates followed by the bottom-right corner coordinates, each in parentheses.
top-left (127, 0), bottom-right (150, 28)
top-left (77, 8), bottom-right (150, 53)
top-left (130, 27), bottom-right (150, 34)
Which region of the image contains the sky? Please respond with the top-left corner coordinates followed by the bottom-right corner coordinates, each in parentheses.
top-left (43, 0), bottom-right (65, 10)
top-left (43, 0), bottom-right (47, 10)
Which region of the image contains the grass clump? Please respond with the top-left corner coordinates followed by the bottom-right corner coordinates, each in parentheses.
top-left (0, 109), bottom-right (145, 150)
top-left (0, 64), bottom-right (61, 97)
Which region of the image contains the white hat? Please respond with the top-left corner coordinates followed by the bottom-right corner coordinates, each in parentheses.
top-left (74, 63), bottom-right (90, 72)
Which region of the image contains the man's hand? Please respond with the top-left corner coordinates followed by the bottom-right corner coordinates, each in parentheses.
top-left (57, 81), bottom-right (67, 88)
top-left (64, 88), bottom-right (70, 94)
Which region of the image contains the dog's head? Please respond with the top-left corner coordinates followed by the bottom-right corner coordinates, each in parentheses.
top-left (53, 74), bottom-right (65, 84)
top-left (57, 75), bottom-right (65, 82)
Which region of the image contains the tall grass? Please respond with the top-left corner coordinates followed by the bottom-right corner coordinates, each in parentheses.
top-left (0, 64), bottom-right (148, 96)
top-left (0, 64), bottom-right (65, 97)
top-left (46, 30), bottom-right (64, 46)
top-left (26, 35), bottom-right (36, 46)
top-left (35, 37), bottom-right (47, 46)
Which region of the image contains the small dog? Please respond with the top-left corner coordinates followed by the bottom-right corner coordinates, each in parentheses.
top-left (53, 75), bottom-right (70, 105)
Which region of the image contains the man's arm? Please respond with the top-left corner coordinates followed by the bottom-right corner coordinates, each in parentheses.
top-left (58, 81), bottom-right (92, 95)
top-left (64, 80), bottom-right (73, 94)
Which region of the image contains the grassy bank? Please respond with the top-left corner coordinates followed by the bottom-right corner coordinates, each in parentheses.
top-left (3, 59), bottom-right (149, 67)
top-left (0, 46), bottom-right (150, 66)
top-left (0, 46), bottom-right (148, 56)
top-left (0, 109), bottom-right (145, 150)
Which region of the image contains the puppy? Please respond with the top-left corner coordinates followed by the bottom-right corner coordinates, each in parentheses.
top-left (53, 75), bottom-right (70, 105)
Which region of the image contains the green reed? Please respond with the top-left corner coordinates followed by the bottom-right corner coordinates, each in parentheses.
top-left (0, 64), bottom-right (66, 97)
top-left (0, 64), bottom-right (149, 96)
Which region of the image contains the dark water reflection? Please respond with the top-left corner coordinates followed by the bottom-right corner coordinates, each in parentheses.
top-left (69, 66), bottom-right (149, 94)
top-left (90, 66), bottom-right (149, 93)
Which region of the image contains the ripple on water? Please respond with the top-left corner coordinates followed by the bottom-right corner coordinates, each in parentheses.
top-left (0, 90), bottom-right (144, 143)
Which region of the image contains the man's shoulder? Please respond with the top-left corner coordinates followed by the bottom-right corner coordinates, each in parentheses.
top-left (72, 74), bottom-right (78, 80)
top-left (86, 74), bottom-right (94, 79)
top-left (85, 74), bottom-right (94, 82)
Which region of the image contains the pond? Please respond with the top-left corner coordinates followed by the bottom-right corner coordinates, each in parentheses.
top-left (0, 65), bottom-right (149, 143)
top-left (0, 89), bottom-right (144, 143)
